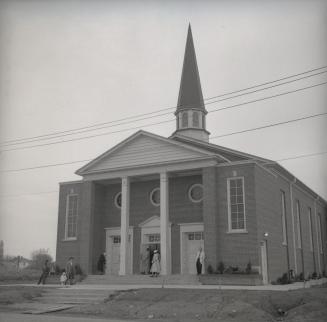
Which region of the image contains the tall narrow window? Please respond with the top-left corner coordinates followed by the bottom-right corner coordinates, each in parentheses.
top-left (296, 200), bottom-right (302, 249)
top-left (280, 191), bottom-right (287, 245)
top-left (192, 112), bottom-right (199, 127)
top-left (65, 194), bottom-right (78, 239)
top-left (318, 214), bottom-right (323, 254)
top-left (308, 207), bottom-right (314, 252)
top-left (227, 177), bottom-right (246, 232)
top-left (182, 112), bottom-right (188, 128)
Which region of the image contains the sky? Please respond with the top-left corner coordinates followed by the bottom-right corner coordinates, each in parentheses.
top-left (0, 0), bottom-right (326, 259)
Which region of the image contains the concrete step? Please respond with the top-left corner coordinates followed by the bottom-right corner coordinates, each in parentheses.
top-left (34, 287), bottom-right (111, 305)
top-left (83, 274), bottom-right (201, 285)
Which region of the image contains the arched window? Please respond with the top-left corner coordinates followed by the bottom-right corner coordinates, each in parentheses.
top-left (182, 112), bottom-right (188, 128)
top-left (192, 112), bottom-right (199, 127)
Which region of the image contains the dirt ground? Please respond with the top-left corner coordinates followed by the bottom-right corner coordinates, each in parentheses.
top-left (0, 284), bottom-right (326, 321)
top-left (59, 285), bottom-right (327, 322)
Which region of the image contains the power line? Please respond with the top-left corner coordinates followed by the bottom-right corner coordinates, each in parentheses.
top-left (0, 159), bottom-right (92, 172)
top-left (1, 119), bottom-right (174, 152)
top-left (2, 80), bottom-right (327, 153)
top-left (276, 151), bottom-right (327, 162)
top-left (204, 65), bottom-right (327, 100)
top-left (3, 69), bottom-right (326, 147)
top-left (2, 66), bottom-right (326, 146)
top-left (0, 191), bottom-right (58, 198)
top-left (211, 112), bottom-right (327, 139)
top-left (207, 81), bottom-right (327, 112)
top-left (1, 112), bottom-right (326, 173)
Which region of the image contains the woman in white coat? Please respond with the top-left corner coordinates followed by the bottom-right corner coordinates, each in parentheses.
top-left (150, 250), bottom-right (161, 277)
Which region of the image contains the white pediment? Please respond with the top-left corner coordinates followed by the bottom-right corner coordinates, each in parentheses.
top-left (139, 216), bottom-right (160, 228)
top-left (76, 130), bottom-right (216, 175)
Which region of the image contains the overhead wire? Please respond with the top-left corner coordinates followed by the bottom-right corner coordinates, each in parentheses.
top-left (1, 80), bottom-right (327, 152)
top-left (1, 66), bottom-right (326, 146)
top-left (2, 68), bottom-right (327, 147)
top-left (210, 112), bottom-right (327, 139)
top-left (1, 111), bottom-right (326, 173)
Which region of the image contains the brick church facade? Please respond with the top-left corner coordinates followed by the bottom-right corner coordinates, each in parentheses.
top-left (56, 26), bottom-right (327, 283)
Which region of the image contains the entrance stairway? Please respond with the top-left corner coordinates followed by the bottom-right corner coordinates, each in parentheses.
top-left (33, 287), bottom-right (112, 305)
top-left (82, 274), bottom-right (201, 285)
top-left (83, 273), bottom-right (263, 286)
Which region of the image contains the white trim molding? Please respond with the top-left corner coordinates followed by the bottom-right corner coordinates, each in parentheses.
top-left (150, 187), bottom-right (160, 207)
top-left (188, 183), bottom-right (204, 203)
top-left (227, 177), bottom-right (247, 233)
top-left (64, 193), bottom-right (78, 241)
top-left (114, 191), bottom-right (122, 209)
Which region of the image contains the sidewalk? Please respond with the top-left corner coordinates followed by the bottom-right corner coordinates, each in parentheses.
top-left (0, 312), bottom-right (131, 322)
top-left (2, 277), bottom-right (326, 291)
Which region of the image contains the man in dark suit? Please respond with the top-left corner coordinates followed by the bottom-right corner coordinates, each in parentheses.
top-left (37, 259), bottom-right (50, 285)
top-left (65, 257), bottom-right (75, 285)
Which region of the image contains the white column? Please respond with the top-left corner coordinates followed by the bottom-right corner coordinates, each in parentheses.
top-left (160, 172), bottom-right (170, 275)
top-left (119, 176), bottom-right (130, 275)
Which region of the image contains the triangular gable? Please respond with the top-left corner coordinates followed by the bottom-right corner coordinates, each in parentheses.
top-left (139, 216), bottom-right (160, 228)
top-left (171, 134), bottom-right (273, 163)
top-left (76, 130), bottom-right (221, 175)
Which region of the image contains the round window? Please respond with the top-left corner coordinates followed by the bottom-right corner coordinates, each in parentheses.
top-left (189, 184), bottom-right (204, 203)
top-left (114, 192), bottom-right (122, 209)
top-left (150, 188), bottom-right (160, 206)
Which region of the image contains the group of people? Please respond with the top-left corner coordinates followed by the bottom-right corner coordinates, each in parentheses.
top-left (37, 257), bottom-right (75, 286)
top-left (140, 246), bottom-right (205, 277)
top-left (37, 247), bottom-right (205, 285)
top-left (140, 247), bottom-right (161, 277)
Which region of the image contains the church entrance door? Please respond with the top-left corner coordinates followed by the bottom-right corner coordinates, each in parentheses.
top-left (180, 223), bottom-right (204, 274)
top-left (105, 227), bottom-right (133, 275)
top-left (185, 232), bottom-right (204, 274)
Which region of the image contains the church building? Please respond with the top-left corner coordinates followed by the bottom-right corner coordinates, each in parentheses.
top-left (56, 26), bottom-right (327, 283)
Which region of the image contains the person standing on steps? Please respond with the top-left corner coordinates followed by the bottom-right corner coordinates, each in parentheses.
top-left (97, 252), bottom-right (106, 274)
top-left (150, 250), bottom-right (160, 277)
top-left (195, 247), bottom-right (205, 275)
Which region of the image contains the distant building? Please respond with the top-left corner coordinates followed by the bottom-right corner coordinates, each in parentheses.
top-left (56, 25), bottom-right (327, 283)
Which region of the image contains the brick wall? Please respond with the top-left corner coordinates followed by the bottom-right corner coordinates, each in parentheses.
top-left (203, 167), bottom-right (218, 270)
top-left (56, 181), bottom-right (83, 270)
top-left (216, 164), bottom-right (259, 271)
top-left (316, 202), bottom-right (327, 275)
top-left (56, 168), bottom-right (327, 278)
top-left (254, 166), bottom-right (289, 282)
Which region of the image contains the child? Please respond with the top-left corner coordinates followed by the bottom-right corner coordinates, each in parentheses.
top-left (60, 271), bottom-right (67, 286)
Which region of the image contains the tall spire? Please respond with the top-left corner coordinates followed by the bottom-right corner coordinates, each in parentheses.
top-left (172, 24), bottom-right (210, 142)
top-left (177, 24), bottom-right (205, 111)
